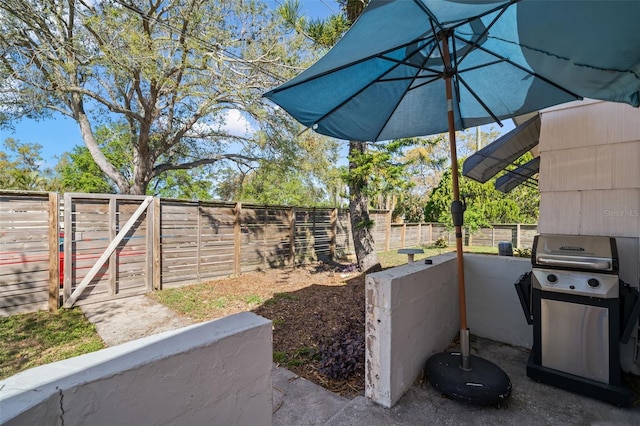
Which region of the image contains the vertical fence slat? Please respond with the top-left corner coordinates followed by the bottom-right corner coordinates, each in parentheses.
top-left (145, 200), bottom-right (154, 291)
top-left (153, 197), bottom-right (161, 290)
top-left (197, 203), bottom-right (202, 283)
top-left (330, 208), bottom-right (337, 261)
top-left (385, 211), bottom-right (392, 251)
top-left (108, 198), bottom-right (117, 295)
top-left (289, 207), bottom-right (295, 266)
top-left (63, 193), bottom-right (72, 303)
top-left (234, 203), bottom-right (242, 276)
top-left (48, 193), bottom-right (60, 312)
top-left (263, 207), bottom-right (268, 269)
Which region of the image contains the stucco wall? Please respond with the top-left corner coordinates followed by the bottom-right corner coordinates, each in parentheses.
top-left (365, 253), bottom-right (459, 407)
top-left (465, 254), bottom-right (532, 348)
top-left (0, 312), bottom-right (273, 426)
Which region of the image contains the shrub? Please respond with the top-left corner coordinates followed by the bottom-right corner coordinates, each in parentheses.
top-left (318, 330), bottom-right (364, 380)
top-left (432, 236), bottom-right (448, 249)
top-left (514, 247), bottom-right (532, 258)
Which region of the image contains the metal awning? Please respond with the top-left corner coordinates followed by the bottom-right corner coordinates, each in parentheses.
top-left (462, 113), bottom-right (540, 183)
top-left (494, 156), bottom-right (540, 193)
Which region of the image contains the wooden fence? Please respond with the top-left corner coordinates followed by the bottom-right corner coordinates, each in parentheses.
top-left (1, 190), bottom-right (536, 315)
top-left (0, 191), bottom-right (58, 316)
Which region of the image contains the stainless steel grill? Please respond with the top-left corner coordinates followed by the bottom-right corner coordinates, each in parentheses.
top-left (527, 234), bottom-right (632, 406)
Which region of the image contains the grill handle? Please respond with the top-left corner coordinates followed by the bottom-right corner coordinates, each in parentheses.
top-left (536, 257), bottom-right (611, 270)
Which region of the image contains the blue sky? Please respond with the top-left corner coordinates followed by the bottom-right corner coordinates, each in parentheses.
top-left (1, 0), bottom-right (513, 166)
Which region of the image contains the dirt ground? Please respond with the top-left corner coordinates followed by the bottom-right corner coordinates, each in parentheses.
top-left (169, 262), bottom-right (366, 398)
top-left (252, 263), bottom-right (365, 398)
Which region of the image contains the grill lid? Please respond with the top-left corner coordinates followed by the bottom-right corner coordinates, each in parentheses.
top-left (531, 234), bottom-right (618, 273)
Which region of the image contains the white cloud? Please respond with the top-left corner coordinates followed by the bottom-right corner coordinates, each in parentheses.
top-left (219, 109), bottom-right (255, 137)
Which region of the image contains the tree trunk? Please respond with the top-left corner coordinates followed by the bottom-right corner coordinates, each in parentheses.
top-left (74, 97), bottom-right (131, 193)
top-left (348, 140), bottom-right (381, 273)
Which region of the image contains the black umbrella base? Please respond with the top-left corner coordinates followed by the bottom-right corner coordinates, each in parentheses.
top-left (425, 352), bottom-right (512, 406)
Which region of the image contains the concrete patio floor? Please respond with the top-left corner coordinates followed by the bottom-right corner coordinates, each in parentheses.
top-left (275, 336), bottom-right (640, 426)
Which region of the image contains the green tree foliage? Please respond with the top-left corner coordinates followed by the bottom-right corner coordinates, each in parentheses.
top-left (57, 122), bottom-right (216, 199)
top-left (0, 0), bottom-right (309, 195)
top-left (401, 135), bottom-right (449, 195)
top-left (215, 129), bottom-right (344, 206)
top-left (424, 156), bottom-right (539, 232)
top-left (0, 138), bottom-right (57, 191)
top-left (392, 193), bottom-right (428, 223)
top-left (345, 139), bottom-right (414, 200)
top-left (56, 124), bottom-right (128, 194)
top-left (344, 138), bottom-right (423, 219)
top-left (218, 162), bottom-right (327, 206)
top-left (278, 0), bottom-right (350, 48)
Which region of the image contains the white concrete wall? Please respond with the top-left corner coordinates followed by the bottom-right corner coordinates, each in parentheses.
top-left (365, 253), bottom-right (459, 407)
top-left (365, 253), bottom-right (539, 407)
top-left (0, 312), bottom-right (273, 426)
top-left (465, 254), bottom-right (532, 348)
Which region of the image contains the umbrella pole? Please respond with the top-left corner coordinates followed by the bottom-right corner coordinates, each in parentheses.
top-left (442, 36), bottom-right (470, 371)
top-left (422, 35), bottom-right (510, 407)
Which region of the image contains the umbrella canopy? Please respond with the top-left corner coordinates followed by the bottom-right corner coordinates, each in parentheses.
top-left (265, 0), bottom-right (640, 142)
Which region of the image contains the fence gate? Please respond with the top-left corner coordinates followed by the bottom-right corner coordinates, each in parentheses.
top-left (63, 193), bottom-right (156, 308)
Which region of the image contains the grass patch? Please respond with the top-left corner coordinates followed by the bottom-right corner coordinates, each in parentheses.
top-left (263, 292), bottom-right (297, 307)
top-left (378, 245), bottom-right (499, 268)
top-left (212, 297), bottom-right (228, 308)
top-left (244, 294), bottom-right (262, 305)
top-left (149, 282), bottom-right (238, 321)
top-left (273, 351), bottom-right (287, 364)
top-left (0, 309), bottom-right (105, 380)
top-left (273, 347), bottom-right (318, 368)
top-left (274, 292), bottom-right (297, 301)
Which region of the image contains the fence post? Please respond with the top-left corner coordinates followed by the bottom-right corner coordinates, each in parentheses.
top-left (153, 197), bottom-right (161, 290)
top-left (311, 207), bottom-right (316, 261)
top-left (417, 223), bottom-right (422, 246)
top-left (330, 208), bottom-right (337, 261)
top-left (491, 227), bottom-right (496, 247)
top-left (385, 210), bottom-right (392, 251)
top-left (289, 207), bottom-right (296, 266)
top-left (400, 223), bottom-right (406, 248)
top-left (196, 202), bottom-right (202, 283)
top-left (234, 202), bottom-right (242, 276)
top-left (108, 198), bottom-right (117, 295)
top-left (428, 223), bottom-right (433, 244)
top-left (263, 206), bottom-right (268, 269)
top-left (63, 193), bottom-right (72, 303)
top-left (48, 193), bottom-right (60, 312)
top-left (516, 223), bottom-right (521, 248)
top-left (145, 198), bottom-right (154, 291)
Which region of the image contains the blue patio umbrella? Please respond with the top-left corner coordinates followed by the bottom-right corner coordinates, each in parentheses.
top-left (264, 0), bottom-right (640, 405)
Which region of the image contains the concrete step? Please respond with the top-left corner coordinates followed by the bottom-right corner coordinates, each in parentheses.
top-left (272, 365), bottom-right (351, 426)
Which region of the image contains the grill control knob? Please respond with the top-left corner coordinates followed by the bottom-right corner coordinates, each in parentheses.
top-left (547, 274), bottom-right (558, 283)
top-left (587, 278), bottom-right (600, 288)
